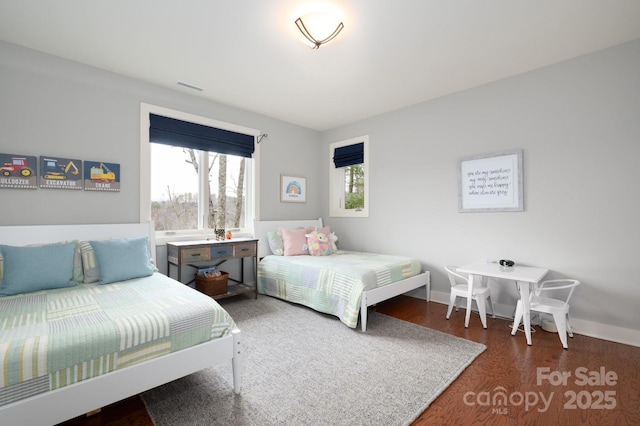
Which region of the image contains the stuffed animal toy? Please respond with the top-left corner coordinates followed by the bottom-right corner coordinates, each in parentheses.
top-left (328, 232), bottom-right (338, 252)
top-left (305, 230), bottom-right (333, 256)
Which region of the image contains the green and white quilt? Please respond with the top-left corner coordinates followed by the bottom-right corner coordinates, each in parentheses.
top-left (0, 273), bottom-right (236, 407)
top-left (257, 250), bottom-right (422, 328)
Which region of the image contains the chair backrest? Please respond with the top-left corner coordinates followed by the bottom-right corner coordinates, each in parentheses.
top-left (445, 265), bottom-right (468, 288)
top-left (534, 279), bottom-right (581, 305)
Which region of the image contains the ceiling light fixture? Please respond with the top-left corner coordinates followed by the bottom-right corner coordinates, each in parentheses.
top-left (295, 13), bottom-right (344, 49)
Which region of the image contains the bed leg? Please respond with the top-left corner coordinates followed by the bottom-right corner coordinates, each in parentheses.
top-left (231, 329), bottom-right (242, 394)
top-left (361, 297), bottom-right (368, 332)
top-left (425, 280), bottom-right (431, 302)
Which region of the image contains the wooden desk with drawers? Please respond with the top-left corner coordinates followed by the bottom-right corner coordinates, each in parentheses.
top-left (167, 238), bottom-right (258, 299)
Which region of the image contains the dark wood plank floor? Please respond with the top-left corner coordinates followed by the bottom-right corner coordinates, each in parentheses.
top-left (59, 296), bottom-right (639, 425)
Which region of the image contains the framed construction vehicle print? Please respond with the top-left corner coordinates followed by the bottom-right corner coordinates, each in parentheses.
top-left (84, 161), bottom-right (121, 192)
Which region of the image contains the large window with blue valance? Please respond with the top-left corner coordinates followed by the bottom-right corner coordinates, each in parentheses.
top-left (149, 114), bottom-right (255, 158)
top-left (145, 108), bottom-right (258, 234)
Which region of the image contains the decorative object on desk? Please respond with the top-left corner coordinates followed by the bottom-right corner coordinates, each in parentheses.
top-left (499, 259), bottom-right (515, 267)
top-left (195, 269), bottom-right (229, 297)
top-left (458, 149), bottom-right (523, 212)
top-left (225, 230), bottom-right (232, 240)
top-left (214, 228), bottom-right (225, 241)
top-left (280, 174), bottom-right (306, 203)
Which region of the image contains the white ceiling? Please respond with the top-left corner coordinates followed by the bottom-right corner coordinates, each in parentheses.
top-left (1, 1), bottom-right (640, 131)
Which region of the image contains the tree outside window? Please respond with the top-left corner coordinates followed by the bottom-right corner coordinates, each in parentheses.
top-left (344, 164), bottom-right (365, 210)
top-left (150, 144), bottom-right (247, 231)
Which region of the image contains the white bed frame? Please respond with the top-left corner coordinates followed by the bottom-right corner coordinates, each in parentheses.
top-left (253, 218), bottom-right (430, 332)
top-left (0, 223), bottom-right (242, 426)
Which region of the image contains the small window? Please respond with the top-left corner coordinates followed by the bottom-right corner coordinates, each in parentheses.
top-left (329, 136), bottom-right (369, 217)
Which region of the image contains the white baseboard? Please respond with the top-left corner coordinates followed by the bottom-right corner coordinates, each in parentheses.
top-left (567, 317), bottom-right (640, 348)
top-left (407, 290), bottom-right (640, 348)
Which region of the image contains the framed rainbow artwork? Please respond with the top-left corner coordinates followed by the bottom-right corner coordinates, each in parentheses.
top-left (280, 174), bottom-right (306, 203)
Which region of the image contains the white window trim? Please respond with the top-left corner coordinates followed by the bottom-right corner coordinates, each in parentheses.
top-left (139, 103), bottom-right (261, 242)
top-left (329, 135), bottom-right (369, 218)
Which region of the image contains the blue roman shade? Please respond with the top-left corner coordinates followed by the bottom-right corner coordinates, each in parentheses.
top-left (333, 142), bottom-right (364, 168)
top-left (149, 114), bottom-right (255, 158)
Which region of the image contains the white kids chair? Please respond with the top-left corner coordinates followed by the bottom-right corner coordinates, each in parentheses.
top-left (445, 265), bottom-right (495, 329)
top-left (511, 279), bottom-right (581, 349)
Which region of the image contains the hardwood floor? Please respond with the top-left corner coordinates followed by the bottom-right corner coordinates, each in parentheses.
top-left (59, 296), bottom-right (639, 425)
top-left (377, 297), bottom-right (640, 425)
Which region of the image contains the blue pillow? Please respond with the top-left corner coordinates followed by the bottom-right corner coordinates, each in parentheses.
top-left (0, 242), bottom-right (78, 296)
top-left (89, 236), bottom-right (154, 284)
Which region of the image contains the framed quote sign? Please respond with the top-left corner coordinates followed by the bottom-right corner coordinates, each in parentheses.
top-left (458, 149), bottom-right (523, 212)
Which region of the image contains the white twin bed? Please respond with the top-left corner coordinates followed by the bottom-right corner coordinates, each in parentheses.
top-left (0, 223), bottom-right (241, 426)
top-left (253, 218), bottom-right (430, 331)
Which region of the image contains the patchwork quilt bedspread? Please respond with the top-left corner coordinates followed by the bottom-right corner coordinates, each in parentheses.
top-left (0, 273), bottom-right (236, 407)
top-left (257, 250), bottom-right (422, 328)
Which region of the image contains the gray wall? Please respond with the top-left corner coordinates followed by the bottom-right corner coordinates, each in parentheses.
top-left (321, 39), bottom-right (640, 336)
top-left (0, 41), bottom-right (321, 226)
top-left (1, 39), bottom-right (639, 342)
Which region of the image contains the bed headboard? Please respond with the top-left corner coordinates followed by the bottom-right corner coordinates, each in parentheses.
top-left (0, 222), bottom-right (156, 261)
top-left (253, 218), bottom-right (323, 259)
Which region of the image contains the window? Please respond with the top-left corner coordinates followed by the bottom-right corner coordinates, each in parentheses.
top-left (329, 135), bottom-right (369, 217)
top-left (140, 104), bottom-right (260, 239)
top-left (150, 145), bottom-right (247, 231)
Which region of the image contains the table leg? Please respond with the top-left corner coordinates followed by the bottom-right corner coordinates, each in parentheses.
top-left (464, 274), bottom-right (476, 328)
top-left (518, 281), bottom-right (532, 345)
top-left (253, 254), bottom-right (258, 299)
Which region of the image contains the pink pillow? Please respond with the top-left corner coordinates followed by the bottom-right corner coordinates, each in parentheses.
top-left (308, 226), bottom-right (330, 237)
top-left (280, 227), bottom-right (309, 256)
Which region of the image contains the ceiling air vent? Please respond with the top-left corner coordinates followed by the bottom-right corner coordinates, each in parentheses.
top-left (176, 81), bottom-right (204, 92)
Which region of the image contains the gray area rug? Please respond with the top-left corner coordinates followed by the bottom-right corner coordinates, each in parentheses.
top-left (142, 296), bottom-right (486, 425)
